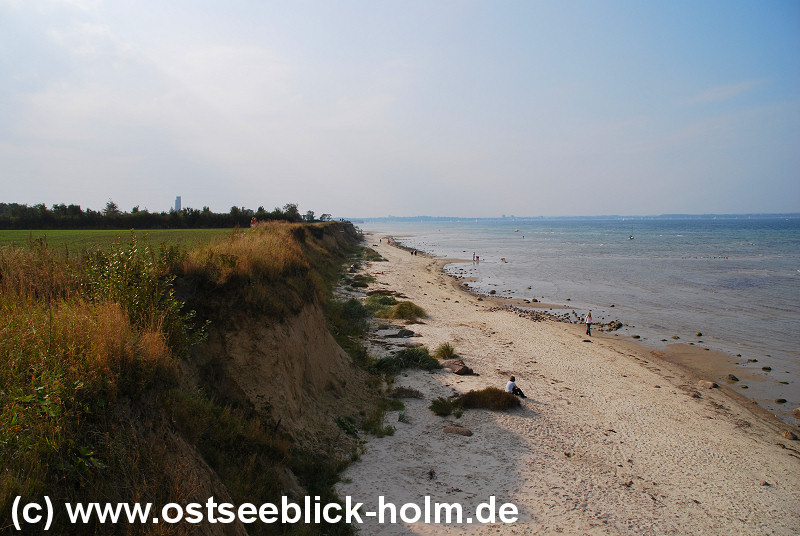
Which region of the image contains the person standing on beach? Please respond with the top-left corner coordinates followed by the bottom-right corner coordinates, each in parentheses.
top-left (585, 311), bottom-right (593, 336)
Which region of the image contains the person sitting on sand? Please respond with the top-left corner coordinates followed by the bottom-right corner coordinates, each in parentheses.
top-left (505, 376), bottom-right (527, 398)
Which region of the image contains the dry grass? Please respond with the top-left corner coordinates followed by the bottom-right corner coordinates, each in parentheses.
top-left (457, 387), bottom-right (521, 410)
top-left (429, 387), bottom-right (521, 418)
top-left (182, 222), bottom-right (309, 285)
top-left (0, 242), bottom-right (181, 527)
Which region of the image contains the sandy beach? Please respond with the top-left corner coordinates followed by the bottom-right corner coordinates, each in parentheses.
top-left (336, 234), bottom-right (800, 535)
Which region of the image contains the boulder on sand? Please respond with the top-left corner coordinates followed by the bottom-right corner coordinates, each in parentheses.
top-left (443, 426), bottom-right (473, 437)
top-left (441, 359), bottom-right (474, 375)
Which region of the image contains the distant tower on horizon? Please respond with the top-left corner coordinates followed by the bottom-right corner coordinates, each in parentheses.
top-left (175, 196), bottom-right (181, 212)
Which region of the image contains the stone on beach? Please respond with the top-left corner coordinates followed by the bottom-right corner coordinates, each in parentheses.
top-left (698, 380), bottom-right (719, 389)
top-left (443, 425), bottom-right (473, 436)
top-left (441, 359), bottom-right (474, 375)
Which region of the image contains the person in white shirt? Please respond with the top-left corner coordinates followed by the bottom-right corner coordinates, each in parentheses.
top-left (585, 311), bottom-right (593, 336)
top-left (505, 376), bottom-right (526, 398)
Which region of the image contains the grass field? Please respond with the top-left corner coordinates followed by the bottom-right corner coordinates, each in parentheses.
top-left (0, 228), bottom-right (233, 252)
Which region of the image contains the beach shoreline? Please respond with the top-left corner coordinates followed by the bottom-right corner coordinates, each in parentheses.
top-left (400, 238), bottom-right (797, 428)
top-left (336, 232), bottom-right (800, 535)
top-left (434, 256), bottom-right (795, 434)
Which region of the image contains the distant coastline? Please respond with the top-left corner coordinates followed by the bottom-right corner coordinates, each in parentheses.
top-left (352, 213), bottom-right (800, 223)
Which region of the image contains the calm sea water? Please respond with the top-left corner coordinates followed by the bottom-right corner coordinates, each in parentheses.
top-left (359, 217), bottom-right (800, 424)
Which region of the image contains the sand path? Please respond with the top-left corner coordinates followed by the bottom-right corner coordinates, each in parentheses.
top-left (336, 235), bottom-right (799, 535)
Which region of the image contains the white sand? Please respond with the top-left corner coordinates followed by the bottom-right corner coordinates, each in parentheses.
top-left (336, 235), bottom-right (800, 535)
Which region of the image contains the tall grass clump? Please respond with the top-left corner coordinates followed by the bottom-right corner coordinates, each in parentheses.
top-left (349, 273), bottom-right (374, 288)
top-left (364, 294), bottom-right (398, 315)
top-left (429, 397), bottom-right (459, 417)
top-left (457, 387), bottom-right (521, 410)
top-left (370, 347), bottom-right (441, 375)
top-left (434, 342), bottom-right (457, 359)
top-left (385, 300), bottom-right (426, 321)
top-left (428, 388), bottom-right (520, 418)
top-left (362, 248), bottom-right (385, 262)
top-left (365, 295), bottom-right (426, 321)
top-left (360, 398), bottom-right (404, 437)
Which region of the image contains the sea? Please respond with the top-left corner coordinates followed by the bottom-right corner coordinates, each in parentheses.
top-left (357, 216), bottom-right (800, 425)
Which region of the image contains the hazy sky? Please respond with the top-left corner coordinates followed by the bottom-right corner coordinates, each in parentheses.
top-left (2, 0), bottom-right (798, 217)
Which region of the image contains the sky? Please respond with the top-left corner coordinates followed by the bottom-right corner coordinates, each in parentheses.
top-left (1, 0), bottom-right (798, 218)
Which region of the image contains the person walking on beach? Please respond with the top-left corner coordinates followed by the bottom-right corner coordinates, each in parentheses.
top-left (585, 311), bottom-right (593, 336)
top-left (505, 376), bottom-right (527, 398)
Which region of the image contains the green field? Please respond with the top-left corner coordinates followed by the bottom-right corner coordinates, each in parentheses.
top-left (0, 228), bottom-right (233, 252)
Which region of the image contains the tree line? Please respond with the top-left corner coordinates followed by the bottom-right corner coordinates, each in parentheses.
top-left (0, 201), bottom-right (332, 230)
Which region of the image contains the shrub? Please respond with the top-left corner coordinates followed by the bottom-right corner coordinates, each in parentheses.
top-left (387, 301), bottom-right (426, 321)
top-left (335, 417), bottom-right (359, 437)
top-left (363, 296), bottom-right (425, 321)
top-left (349, 274), bottom-right (374, 288)
top-left (370, 347), bottom-right (441, 375)
top-left (365, 294), bottom-right (398, 308)
top-left (361, 398), bottom-right (401, 437)
top-left (364, 294), bottom-right (397, 317)
top-left (429, 397), bottom-right (456, 417)
top-left (84, 233), bottom-right (206, 355)
top-left (457, 387), bottom-right (521, 410)
top-left (326, 298), bottom-right (374, 369)
top-left (362, 248), bottom-right (386, 262)
top-left (434, 342), bottom-right (457, 359)
top-left (389, 386), bottom-right (424, 399)
top-left (328, 298), bottom-right (370, 335)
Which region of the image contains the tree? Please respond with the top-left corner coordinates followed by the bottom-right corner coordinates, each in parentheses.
top-left (319, 213), bottom-right (331, 222)
top-left (282, 203), bottom-right (301, 222)
top-left (104, 200), bottom-right (121, 217)
top-left (304, 210), bottom-right (315, 222)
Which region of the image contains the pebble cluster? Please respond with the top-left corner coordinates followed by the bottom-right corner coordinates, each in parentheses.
top-left (483, 303), bottom-right (624, 331)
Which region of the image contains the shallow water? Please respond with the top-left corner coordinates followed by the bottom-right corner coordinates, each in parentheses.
top-left (359, 217), bottom-right (800, 424)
